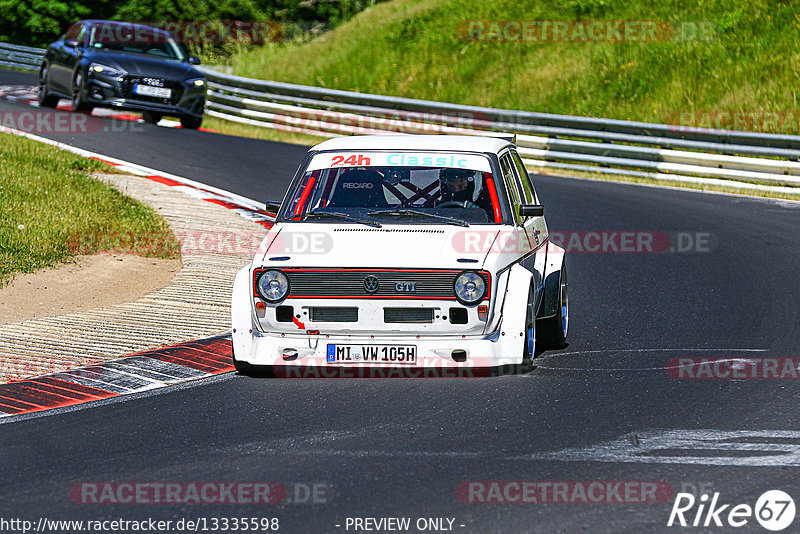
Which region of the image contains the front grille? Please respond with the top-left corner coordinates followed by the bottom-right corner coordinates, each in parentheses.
top-left (384, 308), bottom-right (434, 323)
top-left (121, 76), bottom-right (184, 105)
top-left (284, 269), bottom-right (489, 300)
top-left (310, 307), bottom-right (358, 322)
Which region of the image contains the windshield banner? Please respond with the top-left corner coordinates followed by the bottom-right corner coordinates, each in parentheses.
top-left (307, 151), bottom-right (492, 172)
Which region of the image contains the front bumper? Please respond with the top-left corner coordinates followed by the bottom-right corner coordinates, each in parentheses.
top-left (234, 330), bottom-right (523, 370)
top-left (86, 72), bottom-right (205, 118)
top-left (231, 266), bottom-right (533, 372)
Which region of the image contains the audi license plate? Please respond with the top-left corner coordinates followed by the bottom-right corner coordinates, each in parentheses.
top-left (133, 83), bottom-right (171, 98)
top-left (326, 344), bottom-right (417, 365)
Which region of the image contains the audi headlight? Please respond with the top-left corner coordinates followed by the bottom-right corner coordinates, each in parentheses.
top-left (454, 271), bottom-right (486, 305)
top-left (89, 63), bottom-right (125, 78)
top-left (256, 270), bottom-right (289, 303)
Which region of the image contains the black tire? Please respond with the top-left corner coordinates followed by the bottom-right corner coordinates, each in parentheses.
top-left (180, 115), bottom-right (203, 130)
top-left (232, 345), bottom-right (254, 376)
top-left (141, 111), bottom-right (163, 124)
top-left (521, 285), bottom-right (536, 371)
top-left (38, 65), bottom-right (59, 108)
top-left (537, 264), bottom-right (568, 350)
top-left (71, 71), bottom-right (93, 112)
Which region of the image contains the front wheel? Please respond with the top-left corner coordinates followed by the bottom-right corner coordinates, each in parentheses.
top-left (538, 264), bottom-right (568, 350)
top-left (141, 111), bottom-right (162, 124)
top-left (71, 71), bottom-right (93, 112)
top-left (232, 345), bottom-right (254, 376)
top-left (180, 115), bottom-right (203, 130)
top-left (38, 65), bottom-right (59, 108)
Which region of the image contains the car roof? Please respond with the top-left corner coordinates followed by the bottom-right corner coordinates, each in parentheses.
top-left (311, 135), bottom-right (514, 154)
top-left (79, 20), bottom-right (173, 38)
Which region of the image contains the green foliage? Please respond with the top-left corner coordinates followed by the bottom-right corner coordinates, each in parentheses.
top-left (0, 0), bottom-right (114, 46)
top-left (0, 0), bottom-right (385, 51)
top-left (562, 0), bottom-right (609, 17)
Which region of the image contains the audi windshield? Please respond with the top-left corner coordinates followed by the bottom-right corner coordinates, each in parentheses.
top-left (88, 24), bottom-right (186, 61)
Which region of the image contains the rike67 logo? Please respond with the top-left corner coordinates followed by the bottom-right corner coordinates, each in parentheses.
top-left (668, 490), bottom-right (795, 531)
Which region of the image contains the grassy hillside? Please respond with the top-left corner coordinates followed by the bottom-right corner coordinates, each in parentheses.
top-left (223, 0), bottom-right (800, 134)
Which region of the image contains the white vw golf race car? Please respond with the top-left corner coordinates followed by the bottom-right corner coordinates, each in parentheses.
top-left (231, 135), bottom-right (568, 374)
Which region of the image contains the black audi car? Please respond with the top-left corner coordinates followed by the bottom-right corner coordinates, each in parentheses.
top-left (38, 20), bottom-right (206, 129)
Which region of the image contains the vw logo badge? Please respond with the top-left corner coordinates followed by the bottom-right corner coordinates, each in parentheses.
top-left (363, 275), bottom-right (380, 294)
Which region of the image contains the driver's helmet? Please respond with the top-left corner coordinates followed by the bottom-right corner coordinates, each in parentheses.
top-left (439, 168), bottom-right (475, 203)
top-left (384, 167), bottom-right (409, 185)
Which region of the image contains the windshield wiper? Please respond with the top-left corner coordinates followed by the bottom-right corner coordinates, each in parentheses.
top-left (298, 211), bottom-right (382, 228)
top-left (368, 209), bottom-right (469, 227)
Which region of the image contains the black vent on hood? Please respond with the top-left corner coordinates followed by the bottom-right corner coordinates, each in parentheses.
top-left (332, 228), bottom-right (444, 233)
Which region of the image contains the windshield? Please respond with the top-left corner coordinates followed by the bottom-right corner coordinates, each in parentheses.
top-left (282, 151), bottom-right (503, 224)
top-left (89, 24), bottom-right (186, 61)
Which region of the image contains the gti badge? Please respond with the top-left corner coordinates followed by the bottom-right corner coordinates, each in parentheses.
top-left (395, 282), bottom-right (417, 292)
top-left (363, 275), bottom-right (380, 293)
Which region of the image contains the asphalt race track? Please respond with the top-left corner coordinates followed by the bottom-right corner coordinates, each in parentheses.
top-left (2, 69), bottom-right (800, 533)
top-left (0, 70), bottom-right (306, 203)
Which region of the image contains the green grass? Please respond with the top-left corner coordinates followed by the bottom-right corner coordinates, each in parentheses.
top-left (220, 0), bottom-right (800, 135)
top-left (0, 133), bottom-right (179, 286)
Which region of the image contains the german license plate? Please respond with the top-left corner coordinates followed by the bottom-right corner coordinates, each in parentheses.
top-left (133, 83), bottom-right (171, 98)
top-left (326, 344), bottom-right (417, 365)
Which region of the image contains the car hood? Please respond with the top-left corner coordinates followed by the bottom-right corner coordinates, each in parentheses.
top-left (257, 223), bottom-right (502, 269)
top-left (85, 51), bottom-right (201, 80)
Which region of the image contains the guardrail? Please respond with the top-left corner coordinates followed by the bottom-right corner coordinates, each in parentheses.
top-left (0, 43), bottom-right (45, 72)
top-left (200, 69), bottom-right (800, 191)
top-left (2, 42), bottom-right (799, 191)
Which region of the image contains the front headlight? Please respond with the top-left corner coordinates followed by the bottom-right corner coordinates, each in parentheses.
top-left (256, 270), bottom-right (289, 303)
top-left (187, 78), bottom-right (205, 87)
top-left (89, 63), bottom-right (125, 78)
top-left (454, 271), bottom-right (487, 305)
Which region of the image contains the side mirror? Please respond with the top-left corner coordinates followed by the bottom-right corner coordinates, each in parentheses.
top-left (64, 39), bottom-right (79, 48)
top-left (519, 204), bottom-right (544, 217)
top-left (187, 56), bottom-right (201, 65)
top-left (264, 200), bottom-right (282, 212)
